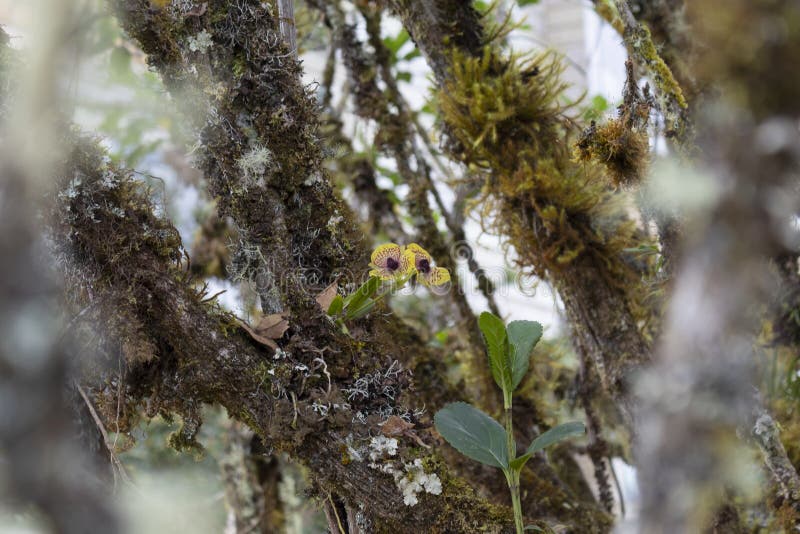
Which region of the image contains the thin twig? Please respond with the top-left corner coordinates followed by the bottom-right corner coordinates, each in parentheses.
top-left (75, 381), bottom-right (133, 488)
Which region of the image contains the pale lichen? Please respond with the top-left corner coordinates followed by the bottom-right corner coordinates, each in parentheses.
top-left (368, 435), bottom-right (398, 461)
top-left (237, 145), bottom-right (277, 186)
top-left (188, 30), bottom-right (214, 53)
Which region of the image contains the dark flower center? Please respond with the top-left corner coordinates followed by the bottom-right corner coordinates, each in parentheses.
top-left (386, 257), bottom-right (400, 270)
top-left (418, 258), bottom-right (431, 274)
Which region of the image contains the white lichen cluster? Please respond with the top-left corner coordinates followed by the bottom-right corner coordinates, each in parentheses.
top-left (327, 211), bottom-right (344, 231)
top-left (371, 459), bottom-right (442, 506)
top-left (368, 435), bottom-right (398, 461)
top-left (362, 435), bottom-right (441, 506)
top-left (188, 30), bottom-right (214, 53)
top-left (303, 171), bottom-right (323, 186)
top-left (396, 459), bottom-right (443, 506)
top-left (310, 400), bottom-right (350, 419)
top-left (237, 145), bottom-right (277, 186)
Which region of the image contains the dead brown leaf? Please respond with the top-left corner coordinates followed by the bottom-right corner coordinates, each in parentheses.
top-left (380, 415), bottom-right (415, 437)
top-left (240, 321), bottom-right (278, 350)
top-left (256, 313), bottom-right (289, 339)
top-left (315, 281), bottom-right (338, 312)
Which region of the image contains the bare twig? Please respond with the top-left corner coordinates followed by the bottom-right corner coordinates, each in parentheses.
top-left (75, 382), bottom-right (133, 488)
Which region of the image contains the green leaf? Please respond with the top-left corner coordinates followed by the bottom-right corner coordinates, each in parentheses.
top-left (478, 312), bottom-right (511, 394)
top-left (346, 298), bottom-right (376, 320)
top-left (507, 320), bottom-right (543, 390)
top-left (511, 421), bottom-right (586, 473)
top-left (526, 421), bottom-right (586, 455)
top-left (327, 295), bottom-right (344, 316)
top-left (518, 0), bottom-right (541, 5)
top-left (523, 526), bottom-right (544, 532)
top-left (344, 276), bottom-right (381, 314)
top-left (434, 402), bottom-right (509, 468)
top-left (508, 455), bottom-right (528, 472)
top-left (402, 49), bottom-right (421, 61)
top-left (382, 29), bottom-right (410, 55)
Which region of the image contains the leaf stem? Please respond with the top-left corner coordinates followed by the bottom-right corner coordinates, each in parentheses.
top-left (508, 469), bottom-right (524, 534)
top-left (503, 391), bottom-right (524, 534)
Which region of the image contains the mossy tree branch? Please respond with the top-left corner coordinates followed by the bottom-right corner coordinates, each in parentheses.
top-left (96, 0), bottom-right (614, 529)
top-left (52, 134), bottom-right (516, 532)
top-left (387, 0), bottom-right (656, 432)
top-left (313, 0), bottom-right (493, 407)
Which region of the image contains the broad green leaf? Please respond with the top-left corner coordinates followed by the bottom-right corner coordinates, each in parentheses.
top-left (478, 312), bottom-right (511, 393)
top-left (526, 421), bottom-right (585, 455)
top-left (344, 276), bottom-right (381, 313)
top-left (507, 320), bottom-right (543, 390)
top-left (510, 421), bottom-right (586, 473)
top-left (434, 402), bottom-right (509, 468)
top-left (327, 295), bottom-right (344, 316)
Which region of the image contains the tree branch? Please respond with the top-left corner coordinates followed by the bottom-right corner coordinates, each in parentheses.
top-left (387, 0), bottom-right (655, 431)
top-left (51, 134), bottom-right (515, 531)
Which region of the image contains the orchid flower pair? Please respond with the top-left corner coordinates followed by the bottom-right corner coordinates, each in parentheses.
top-left (325, 243), bottom-right (451, 328)
top-left (369, 243), bottom-right (451, 287)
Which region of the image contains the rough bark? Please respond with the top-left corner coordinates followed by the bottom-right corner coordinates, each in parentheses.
top-left (220, 423), bottom-right (284, 533)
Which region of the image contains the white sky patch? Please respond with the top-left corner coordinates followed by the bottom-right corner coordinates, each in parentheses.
top-left (204, 278), bottom-right (244, 315)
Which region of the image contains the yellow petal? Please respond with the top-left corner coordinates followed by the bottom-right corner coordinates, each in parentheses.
top-left (406, 243), bottom-right (432, 262)
top-left (371, 243), bottom-right (402, 268)
top-left (398, 249), bottom-right (416, 276)
top-left (422, 267), bottom-right (451, 287)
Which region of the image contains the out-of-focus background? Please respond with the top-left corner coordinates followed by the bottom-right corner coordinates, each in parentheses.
top-left (0, 1), bottom-right (638, 532)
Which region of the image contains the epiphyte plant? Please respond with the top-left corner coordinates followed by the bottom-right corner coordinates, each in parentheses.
top-left (325, 242), bottom-right (451, 323)
top-left (434, 312), bottom-right (585, 534)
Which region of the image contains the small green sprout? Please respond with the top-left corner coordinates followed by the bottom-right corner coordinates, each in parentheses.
top-left (434, 312), bottom-right (585, 534)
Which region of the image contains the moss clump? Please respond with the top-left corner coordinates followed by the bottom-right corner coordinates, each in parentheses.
top-left (575, 118), bottom-right (650, 188)
top-left (575, 59), bottom-right (652, 188)
top-left (438, 48), bottom-right (652, 297)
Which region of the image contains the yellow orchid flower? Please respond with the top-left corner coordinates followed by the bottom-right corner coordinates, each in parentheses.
top-left (369, 243), bottom-right (414, 281)
top-left (406, 243), bottom-right (451, 287)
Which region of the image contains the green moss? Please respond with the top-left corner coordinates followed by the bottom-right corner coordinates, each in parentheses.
top-left (438, 47), bottom-right (654, 301)
top-left (232, 55), bottom-right (247, 78)
top-left (575, 118), bottom-right (650, 187)
top-left (630, 25), bottom-right (687, 109)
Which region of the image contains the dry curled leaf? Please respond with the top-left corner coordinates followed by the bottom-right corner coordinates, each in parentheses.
top-left (380, 415), bottom-right (415, 437)
top-left (240, 321), bottom-right (278, 350)
top-left (256, 313), bottom-right (289, 340)
top-left (315, 281), bottom-right (338, 312)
